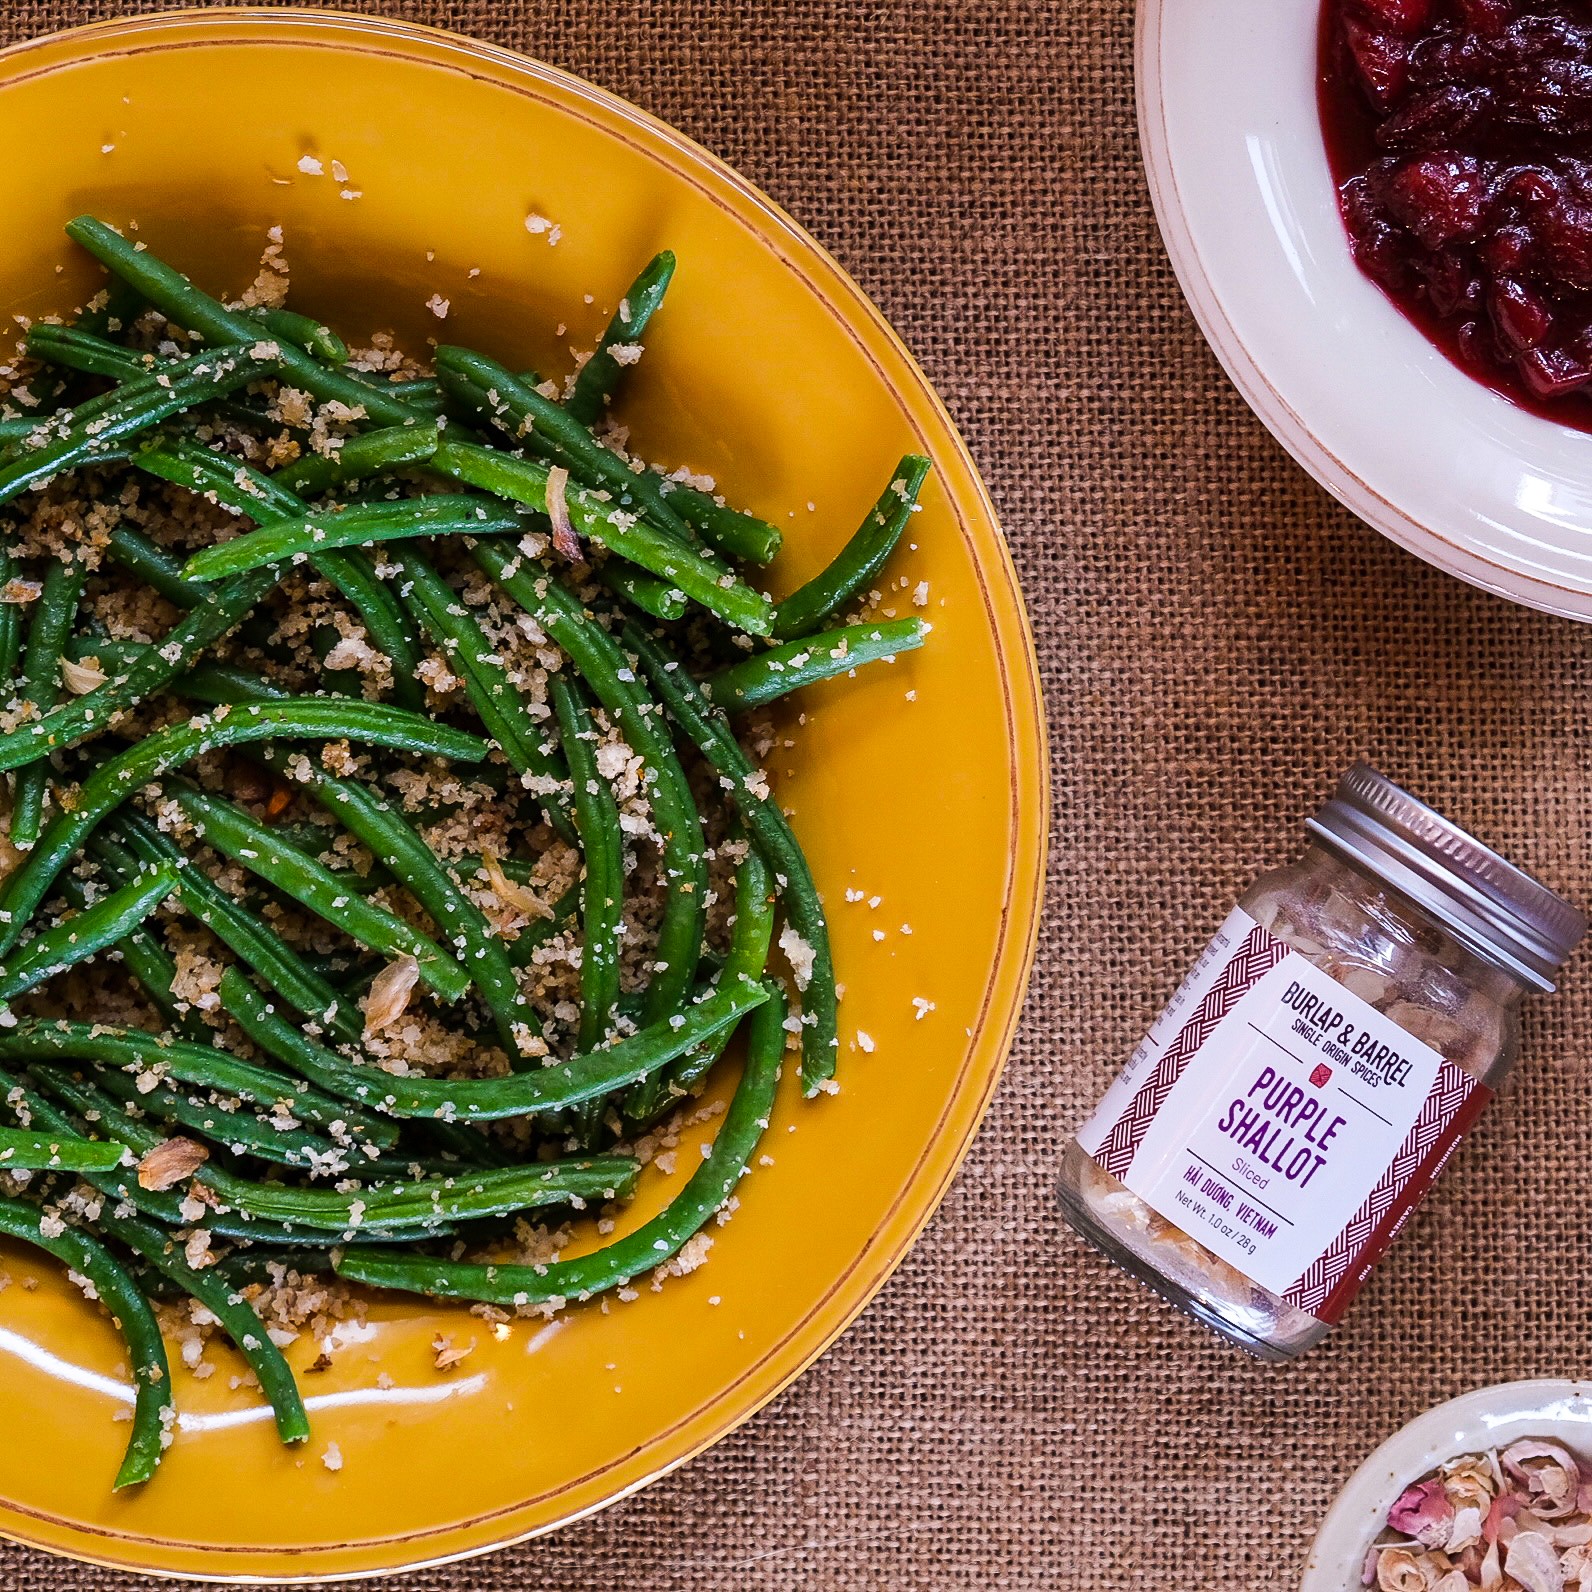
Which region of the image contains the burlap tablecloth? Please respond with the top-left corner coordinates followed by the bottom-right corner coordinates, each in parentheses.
top-left (3, 0), bottom-right (1588, 1587)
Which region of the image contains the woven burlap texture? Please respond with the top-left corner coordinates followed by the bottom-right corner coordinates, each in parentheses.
top-left (2, 0), bottom-right (1589, 1588)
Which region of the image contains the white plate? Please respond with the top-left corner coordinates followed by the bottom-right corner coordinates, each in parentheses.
top-left (1301, 1380), bottom-right (1592, 1590)
top-left (1137, 0), bottom-right (1592, 621)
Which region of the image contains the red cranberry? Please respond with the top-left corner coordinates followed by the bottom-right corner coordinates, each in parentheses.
top-left (1375, 85), bottom-right (1493, 150)
top-left (1385, 155), bottom-right (1488, 247)
top-left (1325, 0), bottom-right (1592, 417)
top-left (1515, 344), bottom-right (1592, 398)
top-left (1421, 249), bottom-right (1482, 317)
top-left (1535, 201), bottom-right (1592, 285)
top-left (1348, 0), bottom-right (1434, 35)
top-left (1489, 277), bottom-right (1554, 351)
top-left (1481, 223), bottom-right (1533, 273)
top-left (1456, 0), bottom-right (1511, 33)
top-left (1344, 20), bottom-right (1412, 109)
top-left (1455, 319), bottom-right (1492, 366)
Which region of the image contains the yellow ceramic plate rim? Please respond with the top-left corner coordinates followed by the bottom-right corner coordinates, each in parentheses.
top-left (0, 8), bottom-right (1050, 1580)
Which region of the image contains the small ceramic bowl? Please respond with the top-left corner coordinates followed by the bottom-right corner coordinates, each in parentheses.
top-left (1137, 0), bottom-right (1592, 622)
top-left (1300, 1380), bottom-right (1592, 1590)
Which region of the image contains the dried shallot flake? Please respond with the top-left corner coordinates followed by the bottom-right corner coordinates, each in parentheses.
top-left (363, 955), bottom-right (420, 1037)
top-left (480, 852), bottom-right (546, 930)
top-left (1371, 1440), bottom-right (1592, 1592)
top-left (544, 465), bottom-right (581, 562)
top-left (60, 658), bottom-right (106, 695)
top-left (137, 1137), bottom-right (209, 1191)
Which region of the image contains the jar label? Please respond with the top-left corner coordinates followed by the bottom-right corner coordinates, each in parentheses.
top-left (1076, 907), bottom-right (1490, 1323)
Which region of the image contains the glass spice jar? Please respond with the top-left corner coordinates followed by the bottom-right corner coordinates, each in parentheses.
top-left (1057, 764), bottom-right (1585, 1361)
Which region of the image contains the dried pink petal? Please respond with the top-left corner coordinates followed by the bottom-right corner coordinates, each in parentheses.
top-left (1503, 1530), bottom-right (1563, 1592)
top-left (1565, 1544), bottom-right (1592, 1592)
top-left (1486, 1490), bottom-right (1525, 1544)
top-left (1392, 1479), bottom-right (1457, 1548)
top-left (1431, 1573), bottom-right (1469, 1592)
top-left (1479, 1538), bottom-right (1504, 1592)
top-left (1376, 1547), bottom-right (1436, 1592)
top-left (1504, 1440), bottom-right (1583, 1519)
top-left (1442, 1456), bottom-right (1499, 1518)
top-left (1446, 1505), bottom-right (1484, 1554)
top-left (362, 955), bottom-right (420, 1037)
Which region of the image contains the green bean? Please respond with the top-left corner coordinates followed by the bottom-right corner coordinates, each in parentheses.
top-left (549, 676), bottom-right (622, 1052)
top-left (0, 1124), bottom-right (127, 1170)
top-left (0, 552), bottom-right (24, 698)
top-left (53, 867), bottom-right (203, 1040)
top-left (271, 424), bottom-right (440, 498)
top-left (217, 965), bottom-right (768, 1123)
top-left (11, 557), bottom-right (86, 847)
top-left (0, 560), bottom-right (281, 775)
top-left (24, 324), bottom-right (299, 450)
top-left (106, 812), bottom-right (365, 1048)
top-left (104, 525), bottom-right (204, 609)
top-left (704, 617), bottom-right (927, 712)
top-left (89, 1200), bottom-right (309, 1446)
top-left (344, 373), bottom-right (446, 413)
top-left (627, 839), bottom-right (775, 1123)
top-left (624, 623), bottom-right (837, 1091)
top-left (169, 660), bottom-right (336, 709)
top-left (0, 345), bottom-right (276, 510)
top-left (134, 438), bottom-right (428, 714)
top-left (0, 1016), bottom-right (400, 1150)
top-left (167, 785), bottom-right (472, 1004)
top-left (599, 563), bottom-right (687, 622)
top-left (471, 545), bottom-right (708, 1015)
top-left (387, 544), bottom-right (573, 836)
top-left (0, 1195), bottom-right (171, 1487)
top-left (338, 985), bottom-right (786, 1306)
top-left (89, 1063), bottom-right (344, 1172)
top-left (771, 455), bottom-right (930, 638)
top-left (566, 251), bottom-right (675, 425)
top-left (78, 276), bottom-right (145, 337)
top-left (252, 749), bottom-right (539, 1054)
top-left (430, 437), bottom-right (773, 636)
top-left (244, 305), bottom-right (347, 366)
top-left (661, 483), bottom-right (782, 566)
top-left (66, 218), bottom-right (431, 430)
top-left (23, 1062), bottom-right (503, 1236)
top-left (434, 347), bottom-right (707, 551)
top-left (0, 862), bottom-right (178, 1005)
top-left (209, 1153), bottom-right (637, 1233)
top-left (16, 1064), bottom-right (409, 1246)
top-left (25, 322), bottom-right (162, 382)
top-left (0, 698), bottom-right (486, 960)
top-left (179, 494), bottom-right (526, 584)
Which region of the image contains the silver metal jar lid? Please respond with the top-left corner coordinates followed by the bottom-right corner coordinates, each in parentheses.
top-left (1304, 763), bottom-right (1586, 993)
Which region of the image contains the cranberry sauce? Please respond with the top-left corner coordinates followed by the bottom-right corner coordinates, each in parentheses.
top-left (1320, 0), bottom-right (1592, 427)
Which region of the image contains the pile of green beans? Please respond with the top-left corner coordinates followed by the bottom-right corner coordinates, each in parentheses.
top-left (0, 214), bottom-right (932, 1490)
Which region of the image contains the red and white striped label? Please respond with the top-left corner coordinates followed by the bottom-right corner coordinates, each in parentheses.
top-left (1076, 908), bottom-right (1490, 1324)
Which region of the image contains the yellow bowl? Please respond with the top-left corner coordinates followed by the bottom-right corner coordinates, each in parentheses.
top-left (0, 8), bottom-right (1047, 1579)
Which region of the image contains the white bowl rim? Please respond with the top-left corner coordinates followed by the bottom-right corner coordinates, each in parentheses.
top-left (1135, 0), bottom-right (1592, 624)
top-left (1301, 1379), bottom-right (1592, 1591)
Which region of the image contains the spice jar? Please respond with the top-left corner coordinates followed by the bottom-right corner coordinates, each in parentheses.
top-left (1057, 764), bottom-right (1585, 1361)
